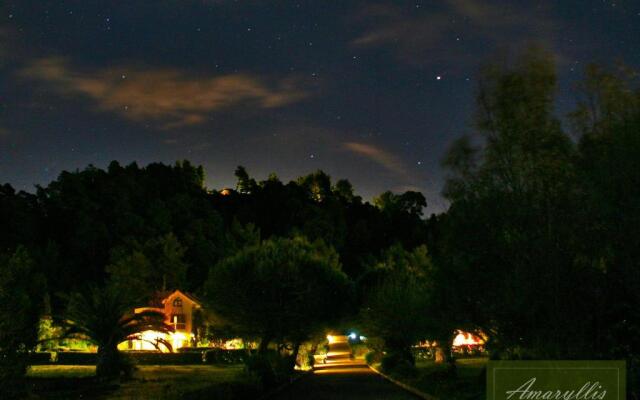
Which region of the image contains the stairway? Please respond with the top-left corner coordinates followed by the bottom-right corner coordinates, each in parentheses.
top-left (325, 335), bottom-right (351, 362)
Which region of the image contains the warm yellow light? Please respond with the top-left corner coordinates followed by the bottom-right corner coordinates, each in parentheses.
top-left (170, 331), bottom-right (189, 350)
top-left (452, 330), bottom-right (484, 347)
top-left (326, 335), bottom-right (334, 344)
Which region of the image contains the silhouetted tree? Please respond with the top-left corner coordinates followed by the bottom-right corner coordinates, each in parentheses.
top-left (0, 247), bottom-right (44, 399)
top-left (359, 245), bottom-right (438, 371)
top-left (440, 46), bottom-right (589, 358)
top-left (204, 236), bottom-right (352, 364)
top-left (62, 283), bottom-right (169, 379)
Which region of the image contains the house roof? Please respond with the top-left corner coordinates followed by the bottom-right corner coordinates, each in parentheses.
top-left (161, 289), bottom-right (202, 308)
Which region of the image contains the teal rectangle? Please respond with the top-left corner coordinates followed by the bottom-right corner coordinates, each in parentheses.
top-left (487, 360), bottom-right (626, 400)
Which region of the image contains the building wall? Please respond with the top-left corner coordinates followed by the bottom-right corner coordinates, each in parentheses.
top-left (123, 291), bottom-right (201, 352)
top-left (163, 291), bottom-right (198, 334)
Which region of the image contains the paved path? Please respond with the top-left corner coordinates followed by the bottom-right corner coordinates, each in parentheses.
top-left (273, 336), bottom-right (420, 400)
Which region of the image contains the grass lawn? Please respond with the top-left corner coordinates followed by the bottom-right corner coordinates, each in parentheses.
top-left (395, 357), bottom-right (488, 400)
top-left (28, 365), bottom-right (97, 378)
top-left (27, 364), bottom-right (248, 400)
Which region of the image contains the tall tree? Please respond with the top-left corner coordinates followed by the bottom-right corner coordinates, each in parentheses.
top-left (0, 247), bottom-right (44, 399)
top-left (204, 236), bottom-right (352, 362)
top-left (441, 46), bottom-right (590, 358)
top-left (62, 283), bottom-right (169, 379)
top-left (571, 63), bottom-right (640, 394)
top-left (359, 245), bottom-right (438, 370)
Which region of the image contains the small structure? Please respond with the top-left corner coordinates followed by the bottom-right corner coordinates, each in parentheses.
top-left (119, 290), bottom-right (202, 352)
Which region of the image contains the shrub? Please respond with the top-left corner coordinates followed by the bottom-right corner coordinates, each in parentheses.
top-left (350, 343), bottom-right (369, 359)
top-left (412, 347), bottom-right (434, 361)
top-left (28, 352), bottom-right (53, 365)
top-left (126, 352), bottom-right (202, 365)
top-left (293, 343), bottom-right (317, 370)
top-left (203, 349), bottom-right (249, 364)
top-left (56, 352), bottom-right (98, 365)
top-left (244, 353), bottom-right (277, 389)
top-left (364, 350), bottom-right (382, 365)
top-left (243, 350), bottom-right (296, 390)
top-left (380, 353), bottom-right (417, 377)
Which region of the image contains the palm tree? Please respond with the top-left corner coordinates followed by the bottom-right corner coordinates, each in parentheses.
top-left (62, 284), bottom-right (170, 379)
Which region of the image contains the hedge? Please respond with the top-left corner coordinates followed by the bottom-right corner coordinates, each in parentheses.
top-left (28, 349), bottom-right (253, 365)
top-left (202, 349), bottom-right (251, 365)
top-left (56, 352), bottom-right (98, 365)
top-left (29, 352), bottom-right (53, 365)
top-left (127, 352), bottom-right (203, 365)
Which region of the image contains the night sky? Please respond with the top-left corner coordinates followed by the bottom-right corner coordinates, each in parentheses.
top-left (2, 1), bottom-right (639, 212)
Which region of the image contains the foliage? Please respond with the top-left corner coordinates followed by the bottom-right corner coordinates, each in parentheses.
top-left (364, 350), bottom-right (383, 366)
top-left (62, 283), bottom-right (170, 378)
top-left (439, 47), bottom-right (591, 358)
top-left (439, 47), bottom-right (640, 399)
top-left (243, 350), bottom-right (296, 389)
top-left (205, 236), bottom-right (352, 356)
top-left (0, 247), bottom-right (44, 399)
top-left (107, 232), bottom-right (189, 301)
top-left (36, 161), bottom-right (225, 311)
top-left (570, 62), bottom-right (640, 397)
top-left (203, 349), bottom-right (251, 365)
top-left (359, 245), bottom-right (436, 367)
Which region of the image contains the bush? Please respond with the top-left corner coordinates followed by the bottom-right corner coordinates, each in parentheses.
top-left (412, 347), bottom-right (434, 361)
top-left (56, 352), bottom-right (98, 365)
top-left (365, 350), bottom-right (382, 365)
top-left (350, 343), bottom-right (369, 359)
top-left (244, 353), bottom-right (277, 389)
top-left (126, 352), bottom-right (202, 365)
top-left (380, 353), bottom-right (417, 377)
top-left (243, 351), bottom-right (296, 390)
top-left (28, 352), bottom-right (53, 365)
top-left (203, 349), bottom-right (249, 365)
top-left (298, 345), bottom-right (315, 370)
top-left (177, 347), bottom-right (203, 353)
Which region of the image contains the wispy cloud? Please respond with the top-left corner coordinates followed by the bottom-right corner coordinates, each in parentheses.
top-left (342, 141), bottom-right (409, 178)
top-left (20, 57), bottom-right (309, 129)
top-left (351, 0), bottom-right (559, 68)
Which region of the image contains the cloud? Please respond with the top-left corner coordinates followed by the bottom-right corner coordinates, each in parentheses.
top-left (351, 0), bottom-right (559, 68)
top-left (342, 141), bottom-right (409, 178)
top-left (20, 57), bottom-right (309, 128)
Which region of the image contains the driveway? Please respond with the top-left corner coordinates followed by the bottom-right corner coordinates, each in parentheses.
top-left (273, 336), bottom-right (420, 400)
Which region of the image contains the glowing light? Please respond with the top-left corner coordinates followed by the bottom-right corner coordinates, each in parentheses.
top-left (327, 335), bottom-right (335, 344)
top-left (172, 331), bottom-right (187, 350)
top-left (349, 332), bottom-right (357, 340)
top-left (452, 330), bottom-right (484, 347)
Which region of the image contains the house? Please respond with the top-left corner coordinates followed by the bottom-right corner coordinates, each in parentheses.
top-left (119, 290), bottom-right (202, 352)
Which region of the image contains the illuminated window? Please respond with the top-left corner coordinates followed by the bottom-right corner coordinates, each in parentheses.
top-left (173, 297), bottom-right (182, 307)
top-left (171, 314), bottom-right (186, 330)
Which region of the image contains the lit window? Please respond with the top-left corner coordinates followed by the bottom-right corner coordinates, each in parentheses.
top-left (173, 297), bottom-right (182, 307)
